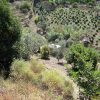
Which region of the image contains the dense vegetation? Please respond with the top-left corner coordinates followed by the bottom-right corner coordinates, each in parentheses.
top-left (66, 44), bottom-right (100, 99)
top-left (0, 0), bottom-right (100, 100)
top-left (0, 0), bottom-right (21, 78)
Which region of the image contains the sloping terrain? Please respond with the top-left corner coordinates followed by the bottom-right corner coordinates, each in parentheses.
top-left (0, 0), bottom-right (99, 100)
top-left (11, 1), bottom-right (37, 33)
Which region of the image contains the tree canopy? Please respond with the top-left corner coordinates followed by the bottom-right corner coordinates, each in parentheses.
top-left (0, 0), bottom-right (21, 78)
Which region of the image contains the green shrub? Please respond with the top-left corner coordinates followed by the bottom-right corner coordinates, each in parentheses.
top-left (71, 62), bottom-right (100, 99)
top-left (50, 44), bottom-right (64, 62)
top-left (0, 0), bottom-right (21, 77)
top-left (34, 15), bottom-right (39, 24)
top-left (19, 32), bottom-right (47, 59)
top-left (47, 25), bottom-right (86, 45)
top-left (65, 44), bottom-right (99, 99)
top-left (65, 44), bottom-right (98, 70)
top-left (56, 49), bottom-right (64, 62)
top-left (47, 25), bottom-right (70, 42)
top-left (20, 1), bottom-right (31, 13)
top-left (47, 31), bottom-right (62, 42)
top-left (40, 45), bottom-right (50, 59)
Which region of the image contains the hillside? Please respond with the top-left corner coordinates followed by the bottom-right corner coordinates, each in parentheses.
top-left (0, 0), bottom-right (100, 100)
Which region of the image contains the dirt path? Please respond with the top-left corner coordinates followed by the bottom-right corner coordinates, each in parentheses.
top-left (41, 57), bottom-right (67, 76)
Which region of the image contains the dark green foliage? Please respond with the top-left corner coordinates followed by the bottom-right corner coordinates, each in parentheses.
top-left (66, 44), bottom-right (98, 70)
top-left (40, 45), bottom-right (50, 59)
top-left (9, 0), bottom-right (15, 3)
top-left (0, 0), bottom-right (21, 77)
top-left (71, 63), bottom-right (100, 98)
top-left (66, 44), bottom-right (100, 98)
top-left (47, 31), bottom-right (62, 42)
top-left (46, 26), bottom-right (70, 43)
top-left (47, 31), bottom-right (70, 42)
top-left (34, 0), bottom-right (40, 7)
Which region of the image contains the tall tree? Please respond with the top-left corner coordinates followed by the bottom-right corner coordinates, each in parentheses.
top-left (0, 0), bottom-right (21, 78)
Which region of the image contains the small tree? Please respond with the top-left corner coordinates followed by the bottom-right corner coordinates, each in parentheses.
top-left (56, 49), bottom-right (63, 62)
top-left (72, 62), bottom-right (100, 99)
top-left (40, 45), bottom-right (50, 59)
top-left (66, 44), bottom-right (99, 99)
top-left (65, 44), bottom-right (98, 70)
top-left (0, 0), bottom-right (21, 78)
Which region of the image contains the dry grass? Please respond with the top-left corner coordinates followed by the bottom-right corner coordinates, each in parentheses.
top-left (42, 70), bottom-right (66, 91)
top-left (0, 77), bottom-right (65, 100)
top-left (41, 70), bottom-right (74, 99)
top-left (30, 58), bottom-right (45, 73)
top-left (0, 57), bottom-right (74, 100)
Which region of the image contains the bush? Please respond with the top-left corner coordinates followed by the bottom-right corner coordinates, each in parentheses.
top-left (34, 15), bottom-right (39, 24)
top-left (0, 0), bottom-right (21, 77)
top-left (47, 25), bottom-right (70, 42)
top-left (47, 31), bottom-right (69, 43)
top-left (71, 62), bottom-right (100, 99)
top-left (40, 45), bottom-right (50, 59)
top-left (65, 44), bottom-right (99, 99)
top-left (47, 31), bottom-right (62, 42)
top-left (10, 58), bottom-right (44, 83)
top-left (10, 59), bottom-right (33, 81)
top-left (65, 44), bottom-right (98, 70)
top-left (20, 1), bottom-right (31, 13)
top-left (56, 49), bottom-right (64, 62)
top-left (50, 45), bottom-right (64, 62)
top-left (19, 32), bottom-right (47, 59)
